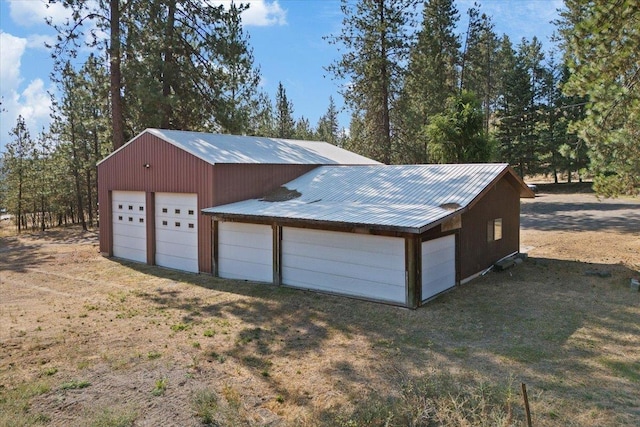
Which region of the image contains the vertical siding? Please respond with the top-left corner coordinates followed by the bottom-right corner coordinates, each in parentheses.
top-left (98, 133), bottom-right (217, 273)
top-left (98, 133), bottom-right (318, 274)
top-left (212, 164), bottom-right (317, 206)
top-left (459, 177), bottom-right (520, 279)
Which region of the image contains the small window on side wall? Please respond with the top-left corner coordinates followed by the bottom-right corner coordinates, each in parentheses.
top-left (487, 218), bottom-right (503, 242)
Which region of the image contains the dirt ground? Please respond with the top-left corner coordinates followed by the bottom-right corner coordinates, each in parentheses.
top-left (1, 187), bottom-right (639, 426)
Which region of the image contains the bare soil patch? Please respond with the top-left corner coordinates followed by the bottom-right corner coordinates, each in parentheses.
top-left (1, 190), bottom-right (639, 426)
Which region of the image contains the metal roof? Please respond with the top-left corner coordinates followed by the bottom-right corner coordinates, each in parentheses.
top-left (98, 129), bottom-right (380, 166)
top-left (203, 163), bottom-right (532, 233)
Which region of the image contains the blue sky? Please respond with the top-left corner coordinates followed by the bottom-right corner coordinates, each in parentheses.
top-left (0, 0), bottom-right (563, 152)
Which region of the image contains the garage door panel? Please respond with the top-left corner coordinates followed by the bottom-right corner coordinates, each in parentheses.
top-left (284, 253), bottom-right (403, 286)
top-left (284, 228), bottom-right (401, 255)
top-left (156, 228), bottom-right (197, 245)
top-left (218, 258), bottom-right (272, 283)
top-left (154, 192), bottom-right (198, 273)
top-left (112, 191), bottom-right (146, 263)
top-left (218, 244), bottom-right (271, 265)
top-left (422, 235), bottom-right (456, 301)
top-left (219, 228), bottom-right (272, 250)
top-left (217, 223), bottom-right (272, 282)
top-left (284, 263), bottom-right (405, 303)
top-left (113, 222), bottom-right (146, 239)
top-left (155, 253), bottom-right (198, 273)
top-left (283, 240), bottom-right (404, 270)
top-left (282, 228), bottom-right (406, 304)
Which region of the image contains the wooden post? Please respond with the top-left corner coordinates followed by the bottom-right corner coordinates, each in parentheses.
top-left (272, 224), bottom-right (281, 285)
top-left (212, 219), bottom-right (218, 277)
top-left (521, 383), bottom-right (532, 427)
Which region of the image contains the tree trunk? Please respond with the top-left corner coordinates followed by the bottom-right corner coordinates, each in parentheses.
top-left (378, 0), bottom-right (392, 165)
top-left (110, 0), bottom-right (124, 150)
top-left (161, 0), bottom-right (176, 129)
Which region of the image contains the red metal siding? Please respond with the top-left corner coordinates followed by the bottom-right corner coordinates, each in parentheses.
top-left (212, 164), bottom-right (316, 206)
top-left (98, 132), bottom-right (317, 274)
top-left (459, 176), bottom-right (521, 279)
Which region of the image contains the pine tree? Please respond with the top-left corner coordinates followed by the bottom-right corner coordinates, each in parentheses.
top-left (494, 37), bottom-right (534, 177)
top-left (558, 0), bottom-right (640, 196)
top-left (51, 0), bottom-right (261, 145)
top-left (401, 0), bottom-right (460, 163)
top-left (316, 96), bottom-right (340, 145)
top-left (1, 116), bottom-right (35, 233)
top-left (275, 82), bottom-right (295, 139)
top-left (460, 5), bottom-right (499, 133)
top-left (327, 0), bottom-right (417, 164)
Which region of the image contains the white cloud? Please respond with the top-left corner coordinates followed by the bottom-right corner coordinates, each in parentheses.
top-left (27, 33), bottom-right (56, 50)
top-left (0, 32), bottom-right (52, 152)
top-left (8, 0), bottom-right (70, 27)
top-left (214, 0), bottom-right (287, 26)
top-left (18, 79), bottom-right (52, 124)
top-left (0, 32), bottom-right (27, 90)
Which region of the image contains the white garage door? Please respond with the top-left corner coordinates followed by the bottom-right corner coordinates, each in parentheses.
top-left (421, 235), bottom-right (456, 301)
top-left (112, 191), bottom-right (147, 263)
top-left (155, 193), bottom-right (199, 273)
top-left (218, 222), bottom-right (272, 282)
top-left (282, 228), bottom-right (406, 304)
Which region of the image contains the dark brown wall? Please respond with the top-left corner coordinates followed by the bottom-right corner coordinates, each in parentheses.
top-left (459, 176), bottom-right (521, 279)
top-left (98, 132), bottom-right (317, 274)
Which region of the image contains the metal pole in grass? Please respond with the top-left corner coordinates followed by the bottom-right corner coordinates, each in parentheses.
top-left (521, 383), bottom-right (532, 427)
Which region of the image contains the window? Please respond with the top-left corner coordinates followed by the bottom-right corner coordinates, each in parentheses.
top-left (118, 216), bottom-right (123, 221)
top-left (139, 206), bottom-right (144, 211)
top-left (188, 210), bottom-right (194, 215)
top-left (128, 205), bottom-right (133, 210)
top-left (188, 223), bottom-right (194, 229)
top-left (128, 217), bottom-right (133, 222)
top-left (487, 218), bottom-right (503, 242)
top-left (162, 220), bottom-right (168, 226)
top-left (162, 208), bottom-right (168, 213)
top-left (139, 218), bottom-right (144, 223)
top-left (118, 204), bottom-right (123, 209)
top-left (175, 222), bottom-right (181, 227)
top-left (175, 209), bottom-right (181, 214)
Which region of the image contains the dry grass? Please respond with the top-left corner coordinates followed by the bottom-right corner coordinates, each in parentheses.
top-left (1, 193), bottom-right (639, 426)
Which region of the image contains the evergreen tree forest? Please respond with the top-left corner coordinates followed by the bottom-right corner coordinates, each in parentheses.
top-left (1, 0), bottom-right (638, 232)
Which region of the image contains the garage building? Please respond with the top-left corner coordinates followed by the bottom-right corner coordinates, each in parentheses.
top-left (203, 164), bottom-right (534, 308)
top-left (97, 129), bottom-right (379, 274)
top-left (98, 129), bottom-right (533, 308)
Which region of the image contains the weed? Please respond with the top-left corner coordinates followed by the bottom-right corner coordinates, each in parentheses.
top-left (192, 389), bottom-right (218, 425)
top-left (276, 395), bottom-right (285, 403)
top-left (84, 304), bottom-right (99, 311)
top-left (170, 323), bottom-right (190, 332)
top-left (222, 384), bottom-right (241, 410)
top-left (147, 351), bottom-right (162, 360)
top-left (151, 378), bottom-right (167, 396)
top-left (89, 407), bottom-right (137, 427)
top-left (203, 329), bottom-right (215, 337)
top-left (43, 367), bottom-right (58, 376)
top-left (192, 341), bottom-right (201, 348)
top-left (60, 379), bottom-right (91, 390)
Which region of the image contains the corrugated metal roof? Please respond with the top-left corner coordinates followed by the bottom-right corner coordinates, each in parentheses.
top-left (203, 163), bottom-right (520, 233)
top-left (98, 129), bottom-right (380, 166)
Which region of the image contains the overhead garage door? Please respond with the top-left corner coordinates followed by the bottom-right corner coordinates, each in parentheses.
top-left (112, 191), bottom-right (147, 263)
top-left (421, 235), bottom-right (456, 301)
top-left (155, 193), bottom-right (199, 273)
top-left (218, 222), bottom-right (272, 282)
top-left (282, 228), bottom-right (406, 304)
